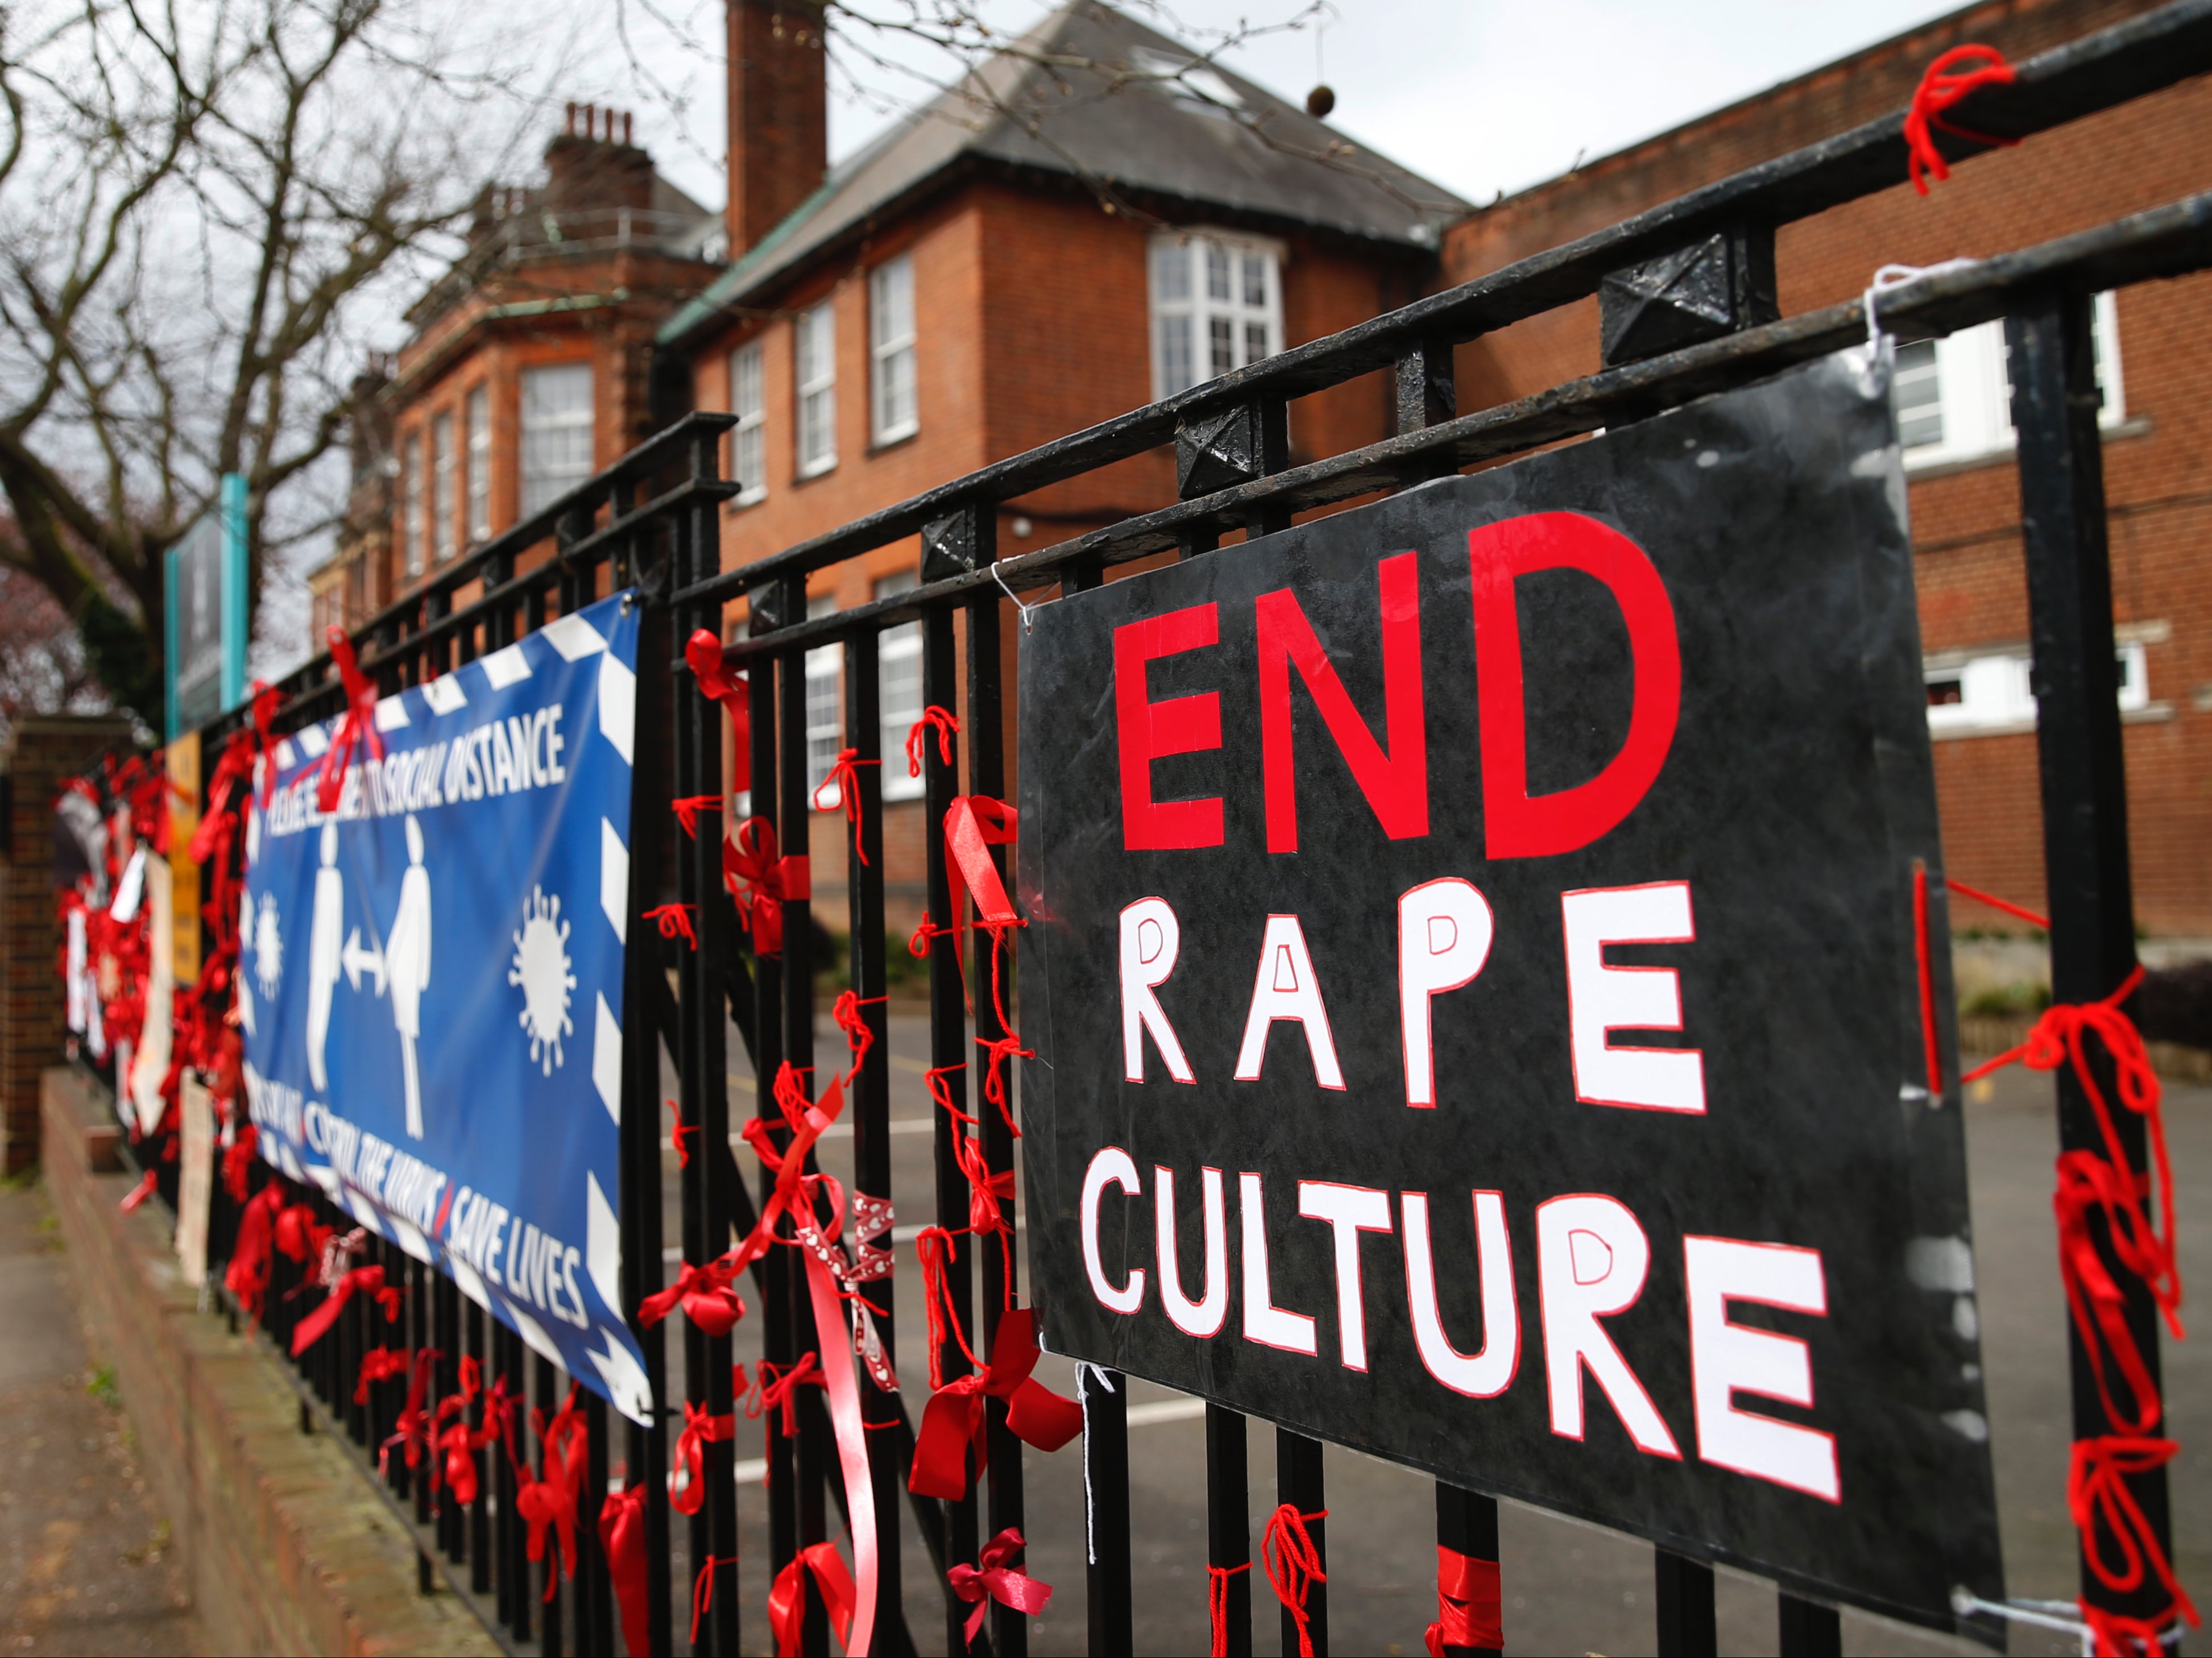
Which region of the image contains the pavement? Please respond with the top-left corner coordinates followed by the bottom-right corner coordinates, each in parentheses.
top-left (0, 1178), bottom-right (200, 1656)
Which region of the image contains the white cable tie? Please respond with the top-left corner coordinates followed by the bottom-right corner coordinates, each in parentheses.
top-left (1863, 258), bottom-right (1981, 353)
top-left (992, 557), bottom-right (1041, 634)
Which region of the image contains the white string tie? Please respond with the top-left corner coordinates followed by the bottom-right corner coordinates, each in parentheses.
top-left (1863, 258), bottom-right (1981, 352)
top-left (992, 558), bottom-right (1041, 633)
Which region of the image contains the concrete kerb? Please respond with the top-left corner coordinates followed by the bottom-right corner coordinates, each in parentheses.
top-left (40, 1063), bottom-right (502, 1658)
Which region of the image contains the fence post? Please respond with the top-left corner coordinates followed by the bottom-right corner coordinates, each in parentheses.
top-left (1434, 1484), bottom-right (1500, 1658)
top-left (1275, 1428), bottom-right (1326, 1656)
top-left (1654, 1551), bottom-right (1716, 1657)
top-left (2009, 291), bottom-right (2173, 1635)
top-left (1206, 1403), bottom-right (1250, 1657)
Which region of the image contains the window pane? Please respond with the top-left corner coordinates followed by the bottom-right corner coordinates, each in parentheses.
top-left (1209, 316), bottom-right (1234, 377)
top-left (732, 342), bottom-right (763, 420)
top-left (805, 594), bottom-right (842, 803)
top-left (874, 571), bottom-right (924, 799)
top-left (734, 424), bottom-right (764, 502)
top-left (1206, 243), bottom-right (1230, 302)
top-left (871, 257), bottom-right (913, 351)
top-left (431, 413), bottom-right (456, 563)
top-left (1892, 339), bottom-right (1942, 450)
top-left (1153, 239), bottom-right (1189, 302)
top-left (401, 437), bottom-right (423, 576)
top-left (797, 305), bottom-right (836, 471)
top-left (1242, 254), bottom-right (1266, 309)
top-left (465, 386), bottom-right (491, 542)
top-left (1244, 321), bottom-right (1267, 367)
top-left (876, 345), bottom-right (917, 440)
top-left (1159, 314), bottom-right (1193, 396)
top-left (520, 362), bottom-right (594, 517)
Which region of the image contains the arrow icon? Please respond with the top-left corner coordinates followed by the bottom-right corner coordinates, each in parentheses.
top-left (342, 927), bottom-right (387, 996)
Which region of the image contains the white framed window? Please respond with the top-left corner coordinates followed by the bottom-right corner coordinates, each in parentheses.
top-left (1925, 633), bottom-right (2154, 738)
top-left (1150, 229), bottom-right (1283, 399)
top-left (430, 412), bottom-right (457, 564)
top-left (1894, 292), bottom-right (2125, 472)
top-left (520, 362), bottom-right (595, 516)
top-left (400, 434), bottom-right (424, 577)
top-left (875, 570), bottom-right (924, 802)
top-left (728, 341), bottom-right (766, 505)
top-left (869, 255), bottom-right (918, 446)
top-left (796, 301), bottom-right (837, 478)
top-left (805, 592), bottom-right (843, 806)
top-left (465, 385), bottom-right (491, 544)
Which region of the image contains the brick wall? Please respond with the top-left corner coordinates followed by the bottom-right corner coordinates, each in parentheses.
top-left (1438, 0), bottom-right (2212, 935)
top-left (0, 716), bottom-right (136, 1174)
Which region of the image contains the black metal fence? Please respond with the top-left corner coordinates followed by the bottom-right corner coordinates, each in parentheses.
top-left (153, 3), bottom-right (2212, 1652)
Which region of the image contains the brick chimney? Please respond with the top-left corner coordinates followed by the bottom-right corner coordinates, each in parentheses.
top-left (544, 103), bottom-right (654, 217)
top-left (726, 1), bottom-right (829, 258)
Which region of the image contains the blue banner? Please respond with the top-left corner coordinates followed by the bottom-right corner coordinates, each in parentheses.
top-left (240, 590), bottom-right (651, 1423)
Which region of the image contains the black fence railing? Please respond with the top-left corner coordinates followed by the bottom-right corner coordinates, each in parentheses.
top-left (138, 3), bottom-right (2212, 1653)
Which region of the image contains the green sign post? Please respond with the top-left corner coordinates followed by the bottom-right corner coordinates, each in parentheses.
top-left (165, 472), bottom-right (248, 740)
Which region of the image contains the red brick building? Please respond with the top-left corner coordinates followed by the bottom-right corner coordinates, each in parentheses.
top-left (1441, 0), bottom-right (2212, 937)
top-left (655, 0), bottom-right (1465, 925)
top-left (310, 107), bottom-right (722, 635)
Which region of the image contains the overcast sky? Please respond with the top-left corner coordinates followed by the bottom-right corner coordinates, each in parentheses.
top-left (590, 0), bottom-right (1973, 214)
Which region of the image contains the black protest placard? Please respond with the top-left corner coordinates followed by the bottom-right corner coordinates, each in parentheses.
top-left (1016, 351), bottom-right (2003, 1636)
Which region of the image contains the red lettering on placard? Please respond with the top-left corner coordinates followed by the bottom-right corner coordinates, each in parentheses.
top-left (1469, 513), bottom-right (1680, 859)
top-left (1115, 604), bottom-right (1225, 850)
top-left (1256, 550), bottom-right (1428, 854)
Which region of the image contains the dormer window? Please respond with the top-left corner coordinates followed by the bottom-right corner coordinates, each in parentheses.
top-left (1150, 230), bottom-right (1283, 400)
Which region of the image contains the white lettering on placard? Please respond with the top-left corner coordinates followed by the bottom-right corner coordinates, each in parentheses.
top-left (1297, 1181), bottom-right (1394, 1371)
top-left (1121, 897), bottom-right (1195, 1083)
top-left (1239, 1171), bottom-right (1318, 1354)
top-left (1560, 881), bottom-right (1705, 1113)
top-left (1397, 878), bottom-right (1494, 1108)
top-left (261, 702), bottom-right (570, 836)
top-left (1684, 1236), bottom-right (1839, 1501)
top-left (1401, 1189), bottom-right (1518, 1397)
top-left (1537, 1193), bottom-right (1680, 1456)
top-left (1157, 1165), bottom-right (1228, 1337)
top-left (1080, 1147), bottom-right (1146, 1314)
top-left (1233, 915), bottom-right (1345, 1089)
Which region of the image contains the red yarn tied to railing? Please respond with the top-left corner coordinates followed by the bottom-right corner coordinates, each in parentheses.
top-left (813, 747), bottom-right (881, 865)
top-left (1426, 1545), bottom-right (1504, 1655)
top-left (1263, 1504), bottom-right (1328, 1658)
top-left (1934, 877), bottom-right (2196, 1655)
top-left (906, 703), bottom-right (959, 777)
top-left (314, 626), bottom-right (384, 814)
top-left (1208, 1561), bottom-right (1252, 1658)
top-left (1903, 44), bottom-right (2018, 194)
top-left (643, 902), bottom-right (697, 950)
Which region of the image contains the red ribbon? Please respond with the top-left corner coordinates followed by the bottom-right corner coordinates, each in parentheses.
top-left (1903, 44), bottom-right (2018, 195)
top-left (118, 1168), bottom-right (158, 1212)
top-left (670, 1399), bottom-right (736, 1516)
top-left (274, 1201), bottom-right (330, 1265)
top-left (685, 628), bottom-right (751, 781)
top-left (221, 1123), bottom-right (259, 1203)
top-left (380, 1349), bottom-right (441, 1478)
top-left (748, 1352), bottom-right (826, 1441)
top-left (1262, 1506), bottom-right (1328, 1658)
top-left (517, 1387), bottom-right (587, 1601)
top-left (906, 704), bottom-right (959, 777)
top-left (643, 902), bottom-right (698, 950)
top-left (225, 1183), bottom-right (283, 1324)
top-left (1426, 1546), bottom-right (1504, 1655)
top-left (725, 816), bottom-right (786, 956)
top-left (948, 1527), bottom-right (1052, 1646)
top-left (767, 1540), bottom-right (858, 1657)
top-left (909, 1304), bottom-right (1081, 1502)
top-left (813, 747), bottom-right (881, 866)
top-left (314, 627), bottom-right (385, 814)
top-left (637, 1255), bottom-right (747, 1337)
top-left (354, 1345), bottom-right (412, 1407)
top-left (291, 1263), bottom-right (402, 1356)
top-left (945, 797), bottom-right (1028, 1076)
top-left (599, 1485), bottom-right (653, 1658)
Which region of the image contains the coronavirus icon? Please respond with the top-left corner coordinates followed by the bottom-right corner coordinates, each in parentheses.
top-left (509, 885), bottom-right (576, 1075)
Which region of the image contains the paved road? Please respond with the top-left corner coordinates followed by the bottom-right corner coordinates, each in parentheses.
top-left (0, 1182), bottom-right (200, 1657)
top-left (669, 1014), bottom-right (2211, 1657)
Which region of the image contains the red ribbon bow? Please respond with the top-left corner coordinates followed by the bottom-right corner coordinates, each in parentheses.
top-left (1263, 1505), bottom-right (1329, 1658)
top-left (291, 1263), bottom-right (402, 1356)
top-left (643, 902), bottom-right (698, 950)
top-left (670, 1399), bottom-right (736, 1516)
top-left (516, 1387), bottom-right (587, 1601)
top-left (599, 1485), bottom-right (653, 1658)
top-left (909, 1303), bottom-right (1082, 1502)
top-left (685, 628), bottom-right (751, 781)
top-left (379, 1348), bottom-right (442, 1478)
top-left (354, 1345), bottom-right (413, 1407)
top-left (1426, 1545), bottom-right (1505, 1656)
top-left (225, 1183), bottom-right (284, 1324)
top-left (724, 816), bottom-right (788, 956)
top-left (767, 1540), bottom-right (858, 1657)
top-left (314, 627), bottom-right (385, 814)
top-left (948, 1527), bottom-right (1053, 1645)
top-left (637, 1255), bottom-right (747, 1337)
top-left (1903, 45), bottom-right (2018, 195)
